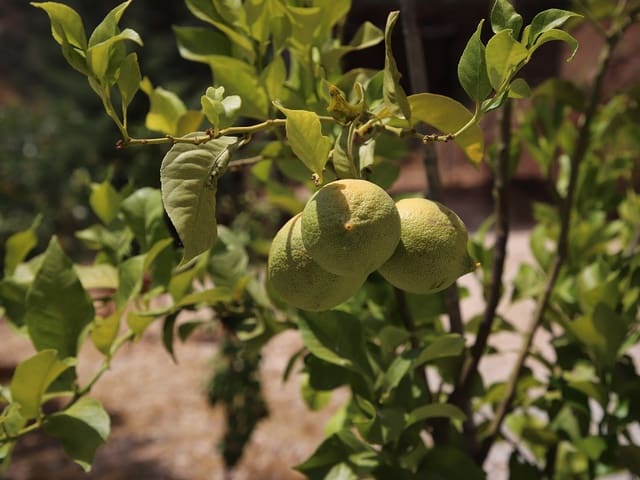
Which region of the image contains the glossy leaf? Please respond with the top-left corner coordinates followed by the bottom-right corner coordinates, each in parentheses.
top-left (490, 0), bottom-right (523, 37)
top-left (4, 215), bottom-right (41, 277)
top-left (10, 350), bottom-right (74, 420)
top-left (383, 11), bottom-right (411, 121)
top-left (528, 9), bottom-right (582, 47)
top-left (458, 20), bottom-right (491, 103)
top-left (408, 93), bottom-right (483, 163)
top-left (160, 136), bottom-right (239, 265)
top-left (87, 1), bottom-right (131, 47)
top-left (43, 397), bottom-right (110, 472)
top-left (276, 105), bottom-right (331, 183)
top-left (25, 237), bottom-right (94, 358)
top-left (485, 30), bottom-right (528, 90)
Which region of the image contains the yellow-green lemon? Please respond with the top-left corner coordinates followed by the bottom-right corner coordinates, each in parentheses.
top-left (378, 198), bottom-right (476, 294)
top-left (267, 214), bottom-right (365, 311)
top-left (301, 179), bottom-right (401, 276)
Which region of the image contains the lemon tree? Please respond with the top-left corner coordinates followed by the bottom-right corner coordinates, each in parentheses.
top-left (4, 1), bottom-right (640, 479)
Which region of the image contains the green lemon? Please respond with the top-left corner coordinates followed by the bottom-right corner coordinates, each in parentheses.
top-left (267, 214), bottom-right (366, 311)
top-left (378, 198), bottom-right (476, 294)
top-left (301, 179), bottom-right (401, 276)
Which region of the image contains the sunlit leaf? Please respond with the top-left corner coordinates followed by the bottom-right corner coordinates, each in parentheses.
top-left (408, 93), bottom-right (484, 163)
top-left (383, 11), bottom-right (411, 121)
top-left (4, 215), bottom-right (41, 277)
top-left (490, 0), bottom-right (523, 37)
top-left (528, 9), bottom-right (582, 47)
top-left (160, 136), bottom-right (239, 264)
top-left (140, 77), bottom-right (187, 135)
top-left (10, 350), bottom-right (75, 420)
top-left (275, 104), bottom-right (331, 183)
top-left (458, 20), bottom-right (491, 103)
top-left (485, 30), bottom-right (528, 91)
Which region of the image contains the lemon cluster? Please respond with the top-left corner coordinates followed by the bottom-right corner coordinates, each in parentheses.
top-left (267, 179), bottom-right (475, 311)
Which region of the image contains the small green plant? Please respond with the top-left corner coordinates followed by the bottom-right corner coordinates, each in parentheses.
top-left (2, 0), bottom-right (640, 478)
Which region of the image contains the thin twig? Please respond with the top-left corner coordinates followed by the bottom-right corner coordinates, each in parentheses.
top-left (478, 19), bottom-right (628, 462)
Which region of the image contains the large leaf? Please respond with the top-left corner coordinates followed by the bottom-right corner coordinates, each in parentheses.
top-left (382, 11), bottom-right (411, 121)
top-left (275, 105), bottom-right (331, 183)
top-left (43, 397), bottom-right (110, 472)
top-left (298, 311), bottom-right (371, 376)
top-left (485, 29), bottom-right (528, 91)
top-left (458, 20), bottom-right (491, 103)
top-left (408, 93), bottom-right (484, 163)
top-left (4, 215), bottom-right (41, 277)
top-left (160, 136), bottom-right (239, 265)
top-left (490, 0), bottom-right (523, 37)
top-left (10, 350), bottom-right (75, 420)
top-left (25, 237), bottom-right (94, 358)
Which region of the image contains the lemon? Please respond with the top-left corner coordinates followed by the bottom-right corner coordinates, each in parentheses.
top-left (267, 214), bottom-right (365, 311)
top-left (301, 179), bottom-right (401, 276)
top-left (378, 198), bottom-right (476, 294)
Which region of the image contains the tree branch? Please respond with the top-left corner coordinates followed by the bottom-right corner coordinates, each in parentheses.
top-left (477, 20), bottom-right (627, 462)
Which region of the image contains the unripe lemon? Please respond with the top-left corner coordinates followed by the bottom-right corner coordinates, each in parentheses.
top-left (378, 198), bottom-right (476, 294)
top-left (301, 179), bottom-right (401, 276)
top-left (267, 214), bottom-right (365, 311)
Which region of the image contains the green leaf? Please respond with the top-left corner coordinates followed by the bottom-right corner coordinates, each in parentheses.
top-left (4, 215), bottom-right (41, 277)
top-left (408, 93), bottom-right (483, 164)
top-left (378, 353), bottom-right (413, 402)
top-left (490, 0), bottom-right (523, 37)
top-left (208, 56), bottom-right (269, 119)
top-left (275, 105), bottom-right (331, 183)
top-left (458, 20), bottom-right (491, 103)
top-left (25, 237), bottom-right (94, 358)
top-left (383, 11), bottom-right (411, 121)
top-left (301, 374), bottom-right (333, 411)
top-left (113, 238), bottom-right (172, 308)
top-left (508, 78), bottom-right (531, 98)
top-left (418, 446), bottom-right (484, 479)
top-left (160, 136), bottom-right (239, 265)
top-left (31, 2), bottom-right (87, 50)
top-left (89, 179), bottom-right (121, 225)
top-left (173, 286), bottom-right (233, 310)
top-left (173, 25), bottom-right (231, 62)
top-left (413, 334), bottom-right (465, 365)
top-left (529, 29), bottom-right (579, 62)
top-left (406, 403), bottom-right (467, 427)
top-left (117, 52), bottom-right (141, 110)
top-left (140, 78), bottom-right (187, 135)
top-left (201, 86), bottom-right (241, 129)
top-left (528, 9), bottom-right (582, 47)
top-left (485, 29), bottom-right (528, 91)
top-left (10, 350), bottom-right (74, 420)
top-left (298, 311), bottom-right (371, 376)
top-left (184, 0), bottom-right (255, 63)
top-left (90, 312), bottom-right (121, 356)
top-left (87, 28), bottom-right (142, 81)
top-left (261, 55), bottom-right (287, 101)
top-left (322, 21), bottom-right (384, 70)
top-left (162, 312), bottom-right (179, 361)
top-left (567, 303), bottom-right (627, 367)
top-left (43, 397), bottom-right (110, 472)
top-left (87, 1), bottom-right (131, 47)
top-left (120, 187), bottom-right (168, 252)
